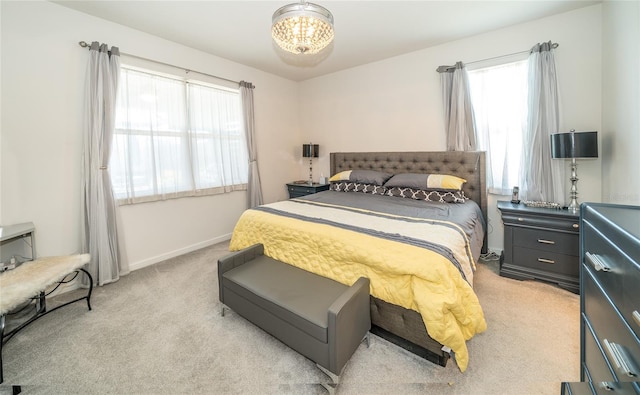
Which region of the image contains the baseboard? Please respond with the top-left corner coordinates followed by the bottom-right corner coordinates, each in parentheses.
top-left (129, 234), bottom-right (232, 272)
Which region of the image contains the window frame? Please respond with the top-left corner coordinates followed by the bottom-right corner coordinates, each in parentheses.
top-left (467, 55), bottom-right (529, 196)
top-left (110, 65), bottom-right (248, 205)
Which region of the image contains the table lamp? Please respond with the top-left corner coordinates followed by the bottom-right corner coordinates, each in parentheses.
top-left (302, 143), bottom-right (319, 186)
top-left (550, 130), bottom-right (598, 212)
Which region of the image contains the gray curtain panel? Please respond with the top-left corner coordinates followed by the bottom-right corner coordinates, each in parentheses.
top-left (239, 81), bottom-right (263, 208)
top-left (438, 62), bottom-right (477, 151)
top-left (82, 42), bottom-right (128, 286)
top-left (520, 42), bottom-right (565, 203)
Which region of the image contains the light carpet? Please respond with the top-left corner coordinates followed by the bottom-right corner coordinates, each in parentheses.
top-left (0, 241), bottom-right (580, 394)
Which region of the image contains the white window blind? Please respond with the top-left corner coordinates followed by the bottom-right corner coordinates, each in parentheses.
top-left (468, 59), bottom-right (528, 195)
top-left (110, 67), bottom-right (248, 204)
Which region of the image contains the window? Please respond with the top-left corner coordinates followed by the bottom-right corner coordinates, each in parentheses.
top-left (110, 67), bottom-right (248, 204)
top-left (467, 59), bottom-right (528, 195)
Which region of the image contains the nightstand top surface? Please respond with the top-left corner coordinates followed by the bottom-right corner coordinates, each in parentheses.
top-left (287, 182), bottom-right (329, 187)
top-left (497, 200), bottom-right (579, 218)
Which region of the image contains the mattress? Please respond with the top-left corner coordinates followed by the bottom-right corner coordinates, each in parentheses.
top-left (229, 190), bottom-right (487, 371)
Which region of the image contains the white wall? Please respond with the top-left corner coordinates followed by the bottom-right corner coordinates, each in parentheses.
top-left (299, 4), bottom-right (603, 253)
top-left (2, 2), bottom-right (617, 269)
top-left (601, 0), bottom-right (640, 205)
top-left (1, 1), bottom-right (300, 268)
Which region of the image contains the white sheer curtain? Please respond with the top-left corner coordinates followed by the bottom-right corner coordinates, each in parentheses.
top-left (82, 42), bottom-right (127, 286)
top-left (438, 62), bottom-right (477, 151)
top-left (188, 83), bottom-right (249, 192)
top-left (520, 42), bottom-right (565, 203)
top-left (239, 81), bottom-right (263, 208)
top-left (468, 60), bottom-right (528, 194)
top-left (110, 68), bottom-right (248, 204)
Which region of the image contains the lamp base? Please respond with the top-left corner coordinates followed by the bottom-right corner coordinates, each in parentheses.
top-left (567, 158), bottom-right (579, 212)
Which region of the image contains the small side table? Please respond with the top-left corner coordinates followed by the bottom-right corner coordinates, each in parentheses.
top-left (0, 222), bottom-right (36, 271)
top-left (497, 201), bottom-right (580, 293)
top-left (286, 183), bottom-right (330, 198)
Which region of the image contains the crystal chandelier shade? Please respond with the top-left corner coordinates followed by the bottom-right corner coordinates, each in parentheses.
top-left (271, 2), bottom-right (334, 55)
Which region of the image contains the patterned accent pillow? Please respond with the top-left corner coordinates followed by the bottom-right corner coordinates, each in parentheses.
top-left (330, 182), bottom-right (387, 195)
top-left (385, 186), bottom-right (468, 203)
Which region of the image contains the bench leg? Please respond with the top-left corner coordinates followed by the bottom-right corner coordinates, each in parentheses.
top-left (81, 269), bottom-right (93, 311)
top-left (317, 364), bottom-right (339, 395)
top-left (316, 363), bottom-right (340, 384)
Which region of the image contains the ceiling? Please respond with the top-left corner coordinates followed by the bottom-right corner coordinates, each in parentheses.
top-left (54, 1), bottom-right (599, 81)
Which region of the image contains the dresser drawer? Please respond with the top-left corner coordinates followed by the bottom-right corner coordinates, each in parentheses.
top-left (583, 315), bottom-right (617, 383)
top-left (562, 381), bottom-right (596, 395)
top-left (583, 220), bottom-right (640, 338)
top-left (513, 227), bottom-right (579, 256)
top-left (584, 268), bottom-right (640, 381)
top-left (512, 246), bottom-right (578, 277)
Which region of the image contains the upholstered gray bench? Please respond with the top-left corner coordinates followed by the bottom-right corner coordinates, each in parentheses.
top-left (218, 243), bottom-right (370, 384)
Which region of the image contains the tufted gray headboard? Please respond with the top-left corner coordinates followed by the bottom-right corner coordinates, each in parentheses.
top-left (330, 151), bottom-right (487, 251)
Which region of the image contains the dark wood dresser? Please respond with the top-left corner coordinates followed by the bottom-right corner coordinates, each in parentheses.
top-left (497, 201), bottom-right (580, 293)
top-left (562, 203), bottom-right (640, 395)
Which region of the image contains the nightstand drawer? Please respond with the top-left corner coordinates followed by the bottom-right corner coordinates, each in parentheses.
top-left (288, 186), bottom-right (315, 197)
top-left (513, 246), bottom-right (578, 277)
top-left (583, 220), bottom-right (640, 337)
top-left (513, 227), bottom-right (579, 256)
top-left (584, 268), bottom-right (640, 381)
top-left (286, 183), bottom-right (330, 198)
top-left (501, 211), bottom-right (580, 232)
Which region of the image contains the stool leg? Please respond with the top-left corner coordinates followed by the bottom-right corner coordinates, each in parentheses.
top-left (1, 314), bottom-right (5, 384)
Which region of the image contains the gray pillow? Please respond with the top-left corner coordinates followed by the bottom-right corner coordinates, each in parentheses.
top-left (330, 169), bottom-right (392, 186)
top-left (383, 173), bottom-right (429, 189)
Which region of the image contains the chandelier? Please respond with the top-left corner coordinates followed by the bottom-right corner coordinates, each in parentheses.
top-left (271, 1), bottom-right (335, 55)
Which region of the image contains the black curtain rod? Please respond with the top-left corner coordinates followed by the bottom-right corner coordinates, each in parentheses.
top-left (436, 42), bottom-right (560, 72)
top-left (78, 41), bottom-right (240, 85)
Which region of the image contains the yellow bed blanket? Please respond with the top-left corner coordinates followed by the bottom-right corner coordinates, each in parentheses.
top-left (229, 199), bottom-right (486, 371)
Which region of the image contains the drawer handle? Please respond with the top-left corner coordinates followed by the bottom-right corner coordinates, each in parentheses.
top-left (600, 382), bottom-right (615, 391)
top-left (585, 252), bottom-right (612, 272)
top-left (633, 311), bottom-right (640, 329)
top-left (603, 339), bottom-right (638, 378)
top-left (517, 217), bottom-right (524, 222)
top-left (537, 258), bottom-right (555, 264)
top-left (537, 239), bottom-right (555, 245)
top-left (572, 223), bottom-right (579, 229)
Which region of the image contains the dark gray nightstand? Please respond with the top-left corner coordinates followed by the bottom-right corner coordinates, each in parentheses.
top-left (497, 200), bottom-right (580, 294)
top-left (286, 183), bottom-right (330, 198)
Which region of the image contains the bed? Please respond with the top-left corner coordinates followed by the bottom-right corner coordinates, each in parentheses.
top-left (229, 151), bottom-right (488, 371)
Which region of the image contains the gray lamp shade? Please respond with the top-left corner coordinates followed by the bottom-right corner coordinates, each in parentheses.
top-left (302, 144), bottom-right (319, 158)
top-left (550, 131), bottom-right (598, 159)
